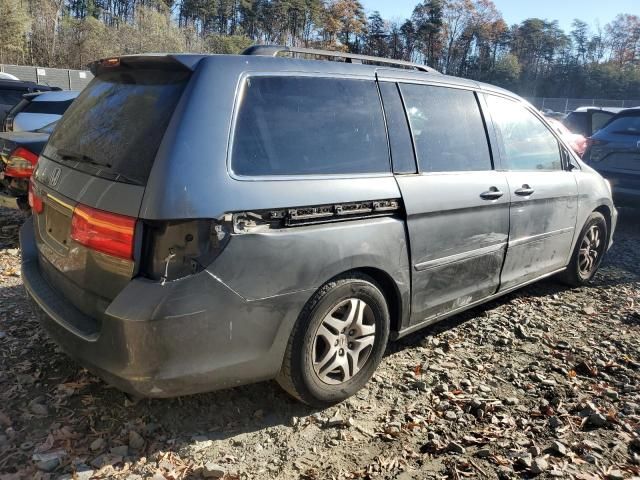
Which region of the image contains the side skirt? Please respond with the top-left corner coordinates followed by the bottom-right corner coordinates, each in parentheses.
top-left (391, 267), bottom-right (566, 340)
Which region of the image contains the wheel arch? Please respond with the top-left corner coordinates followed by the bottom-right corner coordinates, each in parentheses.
top-left (593, 204), bottom-right (612, 243)
top-left (329, 267), bottom-right (406, 335)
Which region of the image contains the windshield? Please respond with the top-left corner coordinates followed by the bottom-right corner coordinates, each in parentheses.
top-left (44, 68), bottom-right (190, 185)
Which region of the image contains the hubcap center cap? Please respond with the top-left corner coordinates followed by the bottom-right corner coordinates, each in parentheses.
top-left (338, 334), bottom-right (347, 348)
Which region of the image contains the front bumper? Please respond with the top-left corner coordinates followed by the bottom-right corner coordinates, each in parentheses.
top-left (20, 220), bottom-right (310, 397)
top-left (613, 187), bottom-right (640, 209)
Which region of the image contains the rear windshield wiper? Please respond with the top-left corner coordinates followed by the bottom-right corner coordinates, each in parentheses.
top-left (56, 148), bottom-right (112, 169)
top-left (53, 149), bottom-right (143, 185)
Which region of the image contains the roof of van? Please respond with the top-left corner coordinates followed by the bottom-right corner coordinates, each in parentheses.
top-left (90, 52), bottom-right (522, 102)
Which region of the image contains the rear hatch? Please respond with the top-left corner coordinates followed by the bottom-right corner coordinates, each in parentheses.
top-left (30, 57), bottom-right (192, 327)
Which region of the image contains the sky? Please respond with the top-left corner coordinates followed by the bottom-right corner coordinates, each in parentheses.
top-left (360, 0), bottom-right (638, 32)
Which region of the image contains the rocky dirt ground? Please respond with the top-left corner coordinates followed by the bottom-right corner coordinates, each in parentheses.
top-left (0, 207), bottom-right (639, 480)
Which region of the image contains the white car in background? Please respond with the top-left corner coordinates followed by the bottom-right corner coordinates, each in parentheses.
top-left (3, 90), bottom-right (79, 132)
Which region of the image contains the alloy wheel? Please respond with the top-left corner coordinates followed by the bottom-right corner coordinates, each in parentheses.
top-left (311, 298), bottom-right (376, 385)
top-left (578, 224), bottom-right (603, 276)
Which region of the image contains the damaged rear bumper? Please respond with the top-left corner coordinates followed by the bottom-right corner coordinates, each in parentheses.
top-left (20, 219), bottom-right (310, 397)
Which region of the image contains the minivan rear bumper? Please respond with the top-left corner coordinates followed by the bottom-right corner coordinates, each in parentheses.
top-left (20, 220), bottom-right (311, 397)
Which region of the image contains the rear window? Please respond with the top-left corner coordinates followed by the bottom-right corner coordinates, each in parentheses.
top-left (23, 99), bottom-right (74, 115)
top-left (601, 114), bottom-right (640, 136)
top-left (46, 69), bottom-right (189, 185)
top-left (231, 76), bottom-right (389, 176)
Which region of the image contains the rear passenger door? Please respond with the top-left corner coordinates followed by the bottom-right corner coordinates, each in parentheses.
top-left (386, 82), bottom-right (510, 325)
top-left (484, 95), bottom-right (578, 291)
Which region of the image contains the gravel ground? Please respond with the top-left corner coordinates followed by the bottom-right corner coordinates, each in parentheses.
top-left (0, 207), bottom-right (639, 480)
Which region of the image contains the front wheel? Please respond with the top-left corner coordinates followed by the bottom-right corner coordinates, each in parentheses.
top-left (561, 211), bottom-right (608, 286)
top-left (277, 274), bottom-right (390, 407)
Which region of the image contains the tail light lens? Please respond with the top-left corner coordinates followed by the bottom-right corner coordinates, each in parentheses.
top-left (5, 147), bottom-right (39, 178)
top-left (71, 204), bottom-right (136, 260)
top-left (28, 179), bottom-right (44, 214)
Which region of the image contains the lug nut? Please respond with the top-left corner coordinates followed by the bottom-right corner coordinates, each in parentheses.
top-left (334, 340), bottom-right (339, 346)
top-left (348, 342), bottom-right (353, 349)
top-left (339, 348), bottom-right (344, 356)
top-left (349, 330), bottom-right (355, 336)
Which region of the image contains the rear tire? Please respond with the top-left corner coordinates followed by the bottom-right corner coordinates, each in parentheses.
top-left (277, 274), bottom-right (390, 407)
top-left (560, 211), bottom-right (608, 287)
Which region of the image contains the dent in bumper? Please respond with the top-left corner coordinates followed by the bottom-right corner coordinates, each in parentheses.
top-left (20, 220), bottom-right (311, 397)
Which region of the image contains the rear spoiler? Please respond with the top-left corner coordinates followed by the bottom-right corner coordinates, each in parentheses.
top-left (88, 54), bottom-right (206, 76)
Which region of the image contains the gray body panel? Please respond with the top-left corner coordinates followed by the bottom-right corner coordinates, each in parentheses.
top-left (396, 171), bottom-right (510, 323)
top-left (21, 52), bottom-right (618, 397)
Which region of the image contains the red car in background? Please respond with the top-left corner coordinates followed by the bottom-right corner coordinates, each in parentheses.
top-left (545, 117), bottom-right (588, 157)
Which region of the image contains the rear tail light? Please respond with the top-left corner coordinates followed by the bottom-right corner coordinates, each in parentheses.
top-left (5, 147), bottom-right (38, 178)
top-left (28, 178), bottom-right (43, 214)
top-left (141, 220), bottom-right (230, 282)
top-left (585, 138), bottom-right (608, 162)
top-left (71, 204), bottom-right (136, 260)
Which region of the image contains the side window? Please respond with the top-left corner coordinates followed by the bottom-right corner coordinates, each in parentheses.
top-left (486, 95), bottom-right (562, 171)
top-left (591, 112), bottom-right (613, 134)
top-left (400, 83), bottom-right (492, 172)
top-left (231, 76), bottom-right (389, 176)
top-left (378, 82), bottom-right (416, 174)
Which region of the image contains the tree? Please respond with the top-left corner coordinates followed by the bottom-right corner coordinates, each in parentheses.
top-left (411, 0), bottom-right (444, 68)
top-left (0, 0), bottom-right (30, 64)
top-left (365, 11), bottom-right (388, 57)
top-left (605, 14), bottom-right (639, 66)
top-left (571, 19), bottom-right (589, 64)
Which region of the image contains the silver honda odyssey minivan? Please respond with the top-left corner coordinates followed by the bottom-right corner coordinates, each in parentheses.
top-left (21, 46), bottom-right (617, 406)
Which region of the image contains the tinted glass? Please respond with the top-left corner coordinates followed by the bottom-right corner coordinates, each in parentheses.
top-left (231, 76), bottom-right (389, 176)
top-left (23, 99), bottom-right (74, 115)
top-left (0, 90), bottom-right (25, 109)
top-left (592, 112), bottom-right (614, 133)
top-left (379, 82), bottom-right (416, 174)
top-left (400, 84), bottom-right (491, 172)
top-left (487, 95), bottom-right (562, 171)
top-left (563, 112), bottom-right (588, 136)
top-left (46, 69), bottom-right (189, 185)
top-left (601, 114), bottom-right (640, 137)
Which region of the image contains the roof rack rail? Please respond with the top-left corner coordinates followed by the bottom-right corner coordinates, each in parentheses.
top-left (242, 45), bottom-right (440, 74)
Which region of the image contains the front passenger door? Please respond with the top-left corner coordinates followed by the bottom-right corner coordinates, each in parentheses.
top-left (485, 95), bottom-right (578, 291)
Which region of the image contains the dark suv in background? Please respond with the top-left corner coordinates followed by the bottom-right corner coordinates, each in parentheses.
top-left (0, 80), bottom-right (59, 125)
top-left (563, 106), bottom-right (622, 138)
top-left (583, 108), bottom-right (640, 207)
top-left (21, 47), bottom-right (616, 406)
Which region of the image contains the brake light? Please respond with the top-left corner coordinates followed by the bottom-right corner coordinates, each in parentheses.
top-left (586, 138), bottom-right (607, 148)
top-left (71, 204), bottom-right (136, 260)
top-left (5, 147), bottom-right (39, 178)
top-left (28, 179), bottom-right (43, 214)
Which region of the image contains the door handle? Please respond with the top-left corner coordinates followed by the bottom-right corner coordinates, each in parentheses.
top-left (480, 187), bottom-right (504, 200)
top-left (515, 185), bottom-right (535, 196)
